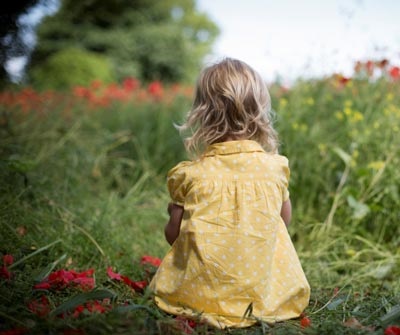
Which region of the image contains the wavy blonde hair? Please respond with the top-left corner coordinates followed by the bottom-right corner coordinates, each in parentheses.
top-left (177, 57), bottom-right (279, 156)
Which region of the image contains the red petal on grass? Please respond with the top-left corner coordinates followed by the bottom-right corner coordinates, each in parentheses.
top-left (33, 282), bottom-right (51, 290)
top-left (27, 295), bottom-right (51, 318)
top-left (0, 266), bottom-right (11, 280)
top-left (0, 328), bottom-right (28, 335)
top-left (140, 255), bottom-right (162, 267)
top-left (121, 275), bottom-right (147, 292)
top-left (35, 268), bottom-right (95, 291)
top-left (300, 316), bottom-right (311, 328)
top-left (385, 326), bottom-right (400, 335)
top-left (175, 316), bottom-right (197, 334)
top-left (71, 277), bottom-right (95, 291)
top-left (3, 255), bottom-right (14, 266)
top-left (107, 267), bottom-right (122, 280)
top-left (72, 305), bottom-right (85, 318)
top-left (343, 317), bottom-right (375, 331)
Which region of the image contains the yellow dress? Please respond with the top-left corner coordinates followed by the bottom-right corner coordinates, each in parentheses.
top-left (149, 140), bottom-right (310, 328)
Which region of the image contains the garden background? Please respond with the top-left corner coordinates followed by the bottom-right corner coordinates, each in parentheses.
top-left (1, 1), bottom-right (400, 334)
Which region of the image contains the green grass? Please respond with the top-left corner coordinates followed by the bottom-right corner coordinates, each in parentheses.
top-left (1, 75), bottom-right (399, 334)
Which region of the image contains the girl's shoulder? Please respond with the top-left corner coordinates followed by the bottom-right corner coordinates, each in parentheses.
top-left (264, 152), bottom-right (289, 166)
top-left (167, 160), bottom-right (195, 178)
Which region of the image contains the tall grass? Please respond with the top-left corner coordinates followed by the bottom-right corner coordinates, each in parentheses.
top-left (1, 73), bottom-right (399, 334)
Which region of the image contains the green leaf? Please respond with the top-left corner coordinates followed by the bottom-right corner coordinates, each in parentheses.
top-left (113, 304), bottom-right (159, 317)
top-left (34, 254), bottom-right (67, 282)
top-left (327, 297), bottom-right (345, 310)
top-left (371, 262), bottom-right (395, 280)
top-left (379, 304), bottom-right (400, 327)
top-left (347, 195), bottom-right (370, 220)
top-left (333, 147), bottom-right (352, 166)
top-left (50, 289), bottom-right (117, 317)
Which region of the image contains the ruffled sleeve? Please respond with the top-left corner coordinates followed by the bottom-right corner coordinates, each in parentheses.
top-left (166, 161), bottom-right (191, 207)
top-left (276, 155), bottom-right (290, 201)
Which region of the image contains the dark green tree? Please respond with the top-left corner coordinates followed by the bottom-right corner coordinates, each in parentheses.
top-left (0, 0), bottom-right (43, 86)
top-left (27, 0), bottom-right (219, 87)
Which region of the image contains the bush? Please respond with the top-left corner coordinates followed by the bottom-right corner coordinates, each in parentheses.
top-left (29, 48), bottom-right (115, 90)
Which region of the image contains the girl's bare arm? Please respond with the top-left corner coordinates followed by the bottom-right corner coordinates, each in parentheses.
top-left (280, 198), bottom-right (292, 227)
top-left (165, 203), bottom-right (184, 245)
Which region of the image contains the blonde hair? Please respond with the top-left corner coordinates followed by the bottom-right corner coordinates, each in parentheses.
top-left (177, 57), bottom-right (279, 156)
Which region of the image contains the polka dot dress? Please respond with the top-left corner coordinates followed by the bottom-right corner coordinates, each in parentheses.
top-left (149, 140), bottom-right (310, 329)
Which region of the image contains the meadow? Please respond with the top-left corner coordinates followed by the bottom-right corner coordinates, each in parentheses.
top-left (1, 61), bottom-right (400, 334)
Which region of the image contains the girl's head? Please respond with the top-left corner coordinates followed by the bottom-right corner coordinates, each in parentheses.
top-left (178, 57), bottom-right (279, 155)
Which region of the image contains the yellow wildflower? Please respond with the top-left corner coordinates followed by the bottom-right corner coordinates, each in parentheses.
top-left (367, 161), bottom-right (385, 170)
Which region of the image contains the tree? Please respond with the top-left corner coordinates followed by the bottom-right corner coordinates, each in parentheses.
top-left (0, 0), bottom-right (42, 86)
top-left (26, 0), bottom-right (219, 86)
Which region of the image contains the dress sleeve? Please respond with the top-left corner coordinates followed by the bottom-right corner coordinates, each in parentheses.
top-left (277, 155), bottom-right (290, 201)
top-left (166, 161), bottom-right (190, 207)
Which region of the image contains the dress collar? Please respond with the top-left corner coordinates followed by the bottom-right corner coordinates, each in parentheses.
top-left (203, 140), bottom-right (265, 157)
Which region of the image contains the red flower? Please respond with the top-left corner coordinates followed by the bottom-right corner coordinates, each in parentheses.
top-left (389, 66), bottom-right (400, 80)
top-left (27, 295), bottom-right (51, 318)
top-left (140, 255), bottom-right (162, 267)
top-left (147, 81), bottom-right (163, 99)
top-left (123, 77), bottom-right (139, 92)
top-left (300, 316), bottom-right (311, 328)
top-left (385, 326), bottom-right (400, 335)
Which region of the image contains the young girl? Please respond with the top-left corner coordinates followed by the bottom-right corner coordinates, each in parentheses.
top-left (149, 57), bottom-right (310, 329)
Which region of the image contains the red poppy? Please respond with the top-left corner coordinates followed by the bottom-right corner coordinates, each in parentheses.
top-left (140, 255), bottom-right (162, 267)
top-left (123, 77), bottom-right (139, 92)
top-left (385, 326), bottom-right (400, 335)
top-left (148, 81), bottom-right (163, 99)
top-left (389, 66), bottom-right (400, 80)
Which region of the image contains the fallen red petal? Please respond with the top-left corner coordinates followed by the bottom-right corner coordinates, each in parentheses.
top-left (385, 326), bottom-right (400, 335)
top-left (300, 316), bottom-right (311, 328)
top-left (33, 282), bottom-right (52, 290)
top-left (107, 267), bottom-right (122, 280)
top-left (3, 255), bottom-right (14, 266)
top-left (140, 255), bottom-right (162, 267)
top-left (0, 266), bottom-right (11, 280)
top-left (0, 328), bottom-right (28, 335)
top-left (27, 295), bottom-right (51, 318)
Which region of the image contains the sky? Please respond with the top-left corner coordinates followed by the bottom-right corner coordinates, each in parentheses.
top-left (196, 0), bottom-right (400, 84)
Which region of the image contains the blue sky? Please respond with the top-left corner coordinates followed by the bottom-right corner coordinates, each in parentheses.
top-left (196, 0), bottom-right (400, 84)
